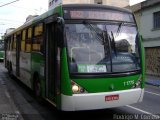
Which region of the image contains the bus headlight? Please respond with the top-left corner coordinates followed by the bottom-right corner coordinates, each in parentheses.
top-left (71, 80), bottom-right (87, 94)
top-left (132, 75), bottom-right (142, 88)
top-left (72, 85), bottom-right (79, 93)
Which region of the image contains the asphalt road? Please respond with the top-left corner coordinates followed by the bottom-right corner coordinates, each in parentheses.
top-left (1, 63), bottom-right (160, 120)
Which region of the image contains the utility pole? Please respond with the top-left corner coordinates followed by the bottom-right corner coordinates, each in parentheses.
top-left (0, 0), bottom-right (20, 8)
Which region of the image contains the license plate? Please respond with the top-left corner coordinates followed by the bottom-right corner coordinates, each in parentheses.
top-left (105, 95), bottom-right (119, 101)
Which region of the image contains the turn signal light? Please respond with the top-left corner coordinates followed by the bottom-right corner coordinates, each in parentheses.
top-left (132, 75), bottom-right (142, 88)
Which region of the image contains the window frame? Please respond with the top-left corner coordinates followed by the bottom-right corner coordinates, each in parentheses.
top-left (94, 0), bottom-right (103, 4)
top-left (32, 23), bottom-right (44, 52)
top-left (21, 30), bottom-right (26, 52)
top-left (153, 11), bottom-right (160, 29)
top-left (25, 27), bottom-right (32, 52)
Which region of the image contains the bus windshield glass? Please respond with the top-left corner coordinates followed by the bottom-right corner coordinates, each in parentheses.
top-left (65, 22), bottom-right (141, 74)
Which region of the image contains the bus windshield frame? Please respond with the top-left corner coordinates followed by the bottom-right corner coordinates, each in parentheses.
top-left (63, 7), bottom-right (141, 76)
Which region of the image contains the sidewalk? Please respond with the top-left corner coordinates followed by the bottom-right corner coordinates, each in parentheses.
top-left (0, 79), bottom-right (23, 120)
top-left (0, 64), bottom-right (23, 120)
top-left (145, 75), bottom-right (160, 87)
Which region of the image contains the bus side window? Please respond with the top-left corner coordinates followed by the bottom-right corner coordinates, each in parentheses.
top-left (26, 28), bottom-right (32, 52)
top-left (33, 23), bottom-right (43, 53)
top-left (12, 34), bottom-right (16, 51)
top-left (21, 30), bottom-right (26, 52)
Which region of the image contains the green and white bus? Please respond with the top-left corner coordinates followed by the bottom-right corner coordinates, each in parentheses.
top-left (0, 40), bottom-right (4, 61)
top-left (4, 4), bottom-right (145, 111)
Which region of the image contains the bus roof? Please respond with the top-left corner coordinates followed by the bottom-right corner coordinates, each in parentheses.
top-left (62, 4), bottom-right (132, 14)
top-left (5, 4), bottom-right (132, 37)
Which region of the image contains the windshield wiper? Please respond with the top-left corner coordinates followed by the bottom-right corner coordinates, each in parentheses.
top-left (111, 31), bottom-right (117, 56)
top-left (83, 21), bottom-right (113, 71)
top-left (82, 20), bottom-right (104, 44)
top-left (116, 22), bottom-right (124, 37)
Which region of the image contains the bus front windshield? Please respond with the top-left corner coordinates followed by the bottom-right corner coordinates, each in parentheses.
top-left (65, 22), bottom-right (141, 74)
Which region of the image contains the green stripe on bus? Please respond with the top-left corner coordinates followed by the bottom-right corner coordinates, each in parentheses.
top-left (61, 48), bottom-right (72, 95)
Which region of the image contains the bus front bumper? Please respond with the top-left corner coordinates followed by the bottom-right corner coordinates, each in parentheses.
top-left (61, 88), bottom-right (144, 111)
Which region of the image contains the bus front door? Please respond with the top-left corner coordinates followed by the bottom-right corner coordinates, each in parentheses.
top-left (45, 22), bottom-right (58, 102)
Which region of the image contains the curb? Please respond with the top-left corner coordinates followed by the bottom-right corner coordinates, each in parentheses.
top-left (145, 81), bottom-right (160, 87)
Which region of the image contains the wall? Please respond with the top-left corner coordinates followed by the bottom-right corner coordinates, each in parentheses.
top-left (140, 4), bottom-right (160, 47)
top-left (140, 1), bottom-right (160, 76)
top-left (63, 0), bottom-right (90, 4)
top-left (103, 0), bottom-right (129, 8)
top-left (145, 47), bottom-right (160, 76)
top-left (127, 3), bottom-right (141, 30)
top-left (134, 12), bottom-right (141, 31)
top-left (48, 0), bottom-right (129, 10)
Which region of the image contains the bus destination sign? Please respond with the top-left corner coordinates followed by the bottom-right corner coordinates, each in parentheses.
top-left (64, 9), bottom-right (134, 22)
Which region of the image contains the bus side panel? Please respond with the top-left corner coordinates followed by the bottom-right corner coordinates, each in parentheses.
top-left (0, 40), bottom-right (4, 61)
top-left (31, 52), bottom-right (45, 96)
top-left (0, 51), bottom-right (4, 60)
top-left (61, 48), bottom-right (72, 94)
top-left (11, 50), bottom-right (16, 75)
top-left (19, 52), bottom-right (32, 88)
top-left (59, 48), bottom-right (72, 109)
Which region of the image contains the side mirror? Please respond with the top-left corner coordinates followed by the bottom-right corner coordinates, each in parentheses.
top-left (57, 17), bottom-right (64, 26)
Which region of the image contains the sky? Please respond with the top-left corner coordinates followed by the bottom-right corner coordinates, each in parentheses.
top-left (130, 0), bottom-right (146, 5)
top-left (0, 0), bottom-right (145, 39)
top-left (0, 0), bottom-right (48, 38)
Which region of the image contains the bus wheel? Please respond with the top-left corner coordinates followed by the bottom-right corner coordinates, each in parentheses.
top-left (33, 75), bottom-right (42, 102)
